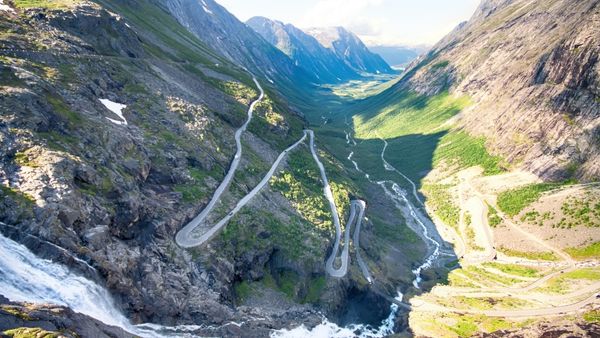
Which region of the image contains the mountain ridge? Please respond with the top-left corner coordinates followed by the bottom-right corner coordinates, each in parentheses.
top-left (158, 0), bottom-right (318, 89)
top-left (371, 0), bottom-right (600, 181)
top-left (246, 16), bottom-right (361, 83)
top-left (306, 26), bottom-right (395, 75)
top-left (246, 16), bottom-right (395, 80)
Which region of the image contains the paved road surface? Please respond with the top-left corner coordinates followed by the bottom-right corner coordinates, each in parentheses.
top-left (379, 136), bottom-right (424, 207)
top-left (176, 130), bottom-right (306, 247)
top-left (309, 130), bottom-right (370, 280)
top-left (177, 133), bottom-right (306, 248)
top-left (353, 200), bottom-right (373, 283)
top-left (416, 293), bottom-right (599, 318)
top-left (325, 201), bottom-right (355, 277)
top-left (176, 76), bottom-right (263, 247)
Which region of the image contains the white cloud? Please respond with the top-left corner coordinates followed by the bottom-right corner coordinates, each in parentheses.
top-left (299, 0), bottom-right (412, 46)
top-left (219, 0), bottom-right (480, 47)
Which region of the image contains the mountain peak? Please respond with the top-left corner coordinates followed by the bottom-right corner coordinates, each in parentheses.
top-left (304, 26), bottom-right (394, 74)
top-left (247, 19), bottom-right (395, 80)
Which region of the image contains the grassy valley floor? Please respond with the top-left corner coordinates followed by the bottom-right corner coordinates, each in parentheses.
top-left (301, 75), bottom-right (600, 337)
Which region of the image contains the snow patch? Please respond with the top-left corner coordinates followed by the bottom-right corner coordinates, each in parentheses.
top-left (201, 0), bottom-right (213, 14)
top-left (99, 99), bottom-right (128, 125)
top-left (0, 0), bottom-right (15, 13)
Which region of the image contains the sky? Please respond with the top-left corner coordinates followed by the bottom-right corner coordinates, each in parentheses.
top-left (216, 0), bottom-right (481, 47)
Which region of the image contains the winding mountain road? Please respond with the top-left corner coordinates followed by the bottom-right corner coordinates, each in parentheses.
top-left (466, 175), bottom-right (575, 265)
top-left (352, 200), bottom-right (373, 283)
top-left (325, 201), bottom-right (355, 278)
top-left (309, 129), bottom-right (355, 278)
top-left (416, 291), bottom-right (600, 318)
top-left (457, 171), bottom-right (497, 265)
top-left (177, 131), bottom-right (308, 247)
top-left (379, 136), bottom-right (424, 206)
top-left (176, 76), bottom-right (264, 248)
top-left (325, 200), bottom-right (370, 280)
top-left (309, 130), bottom-right (371, 281)
top-left (174, 84), bottom-right (371, 281)
top-left (377, 137), bottom-right (446, 287)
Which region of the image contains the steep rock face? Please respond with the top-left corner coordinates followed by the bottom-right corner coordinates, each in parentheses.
top-left (160, 0), bottom-right (317, 87)
top-left (0, 296), bottom-right (134, 338)
top-left (306, 26), bottom-right (394, 75)
top-left (384, 0), bottom-right (600, 180)
top-left (0, 1), bottom-right (325, 332)
top-left (247, 16), bottom-right (360, 83)
top-left (0, 0), bottom-right (404, 334)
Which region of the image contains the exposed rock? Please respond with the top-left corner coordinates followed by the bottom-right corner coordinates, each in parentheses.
top-left (0, 1), bottom-right (369, 333)
top-left (0, 296), bottom-right (135, 338)
top-left (387, 0), bottom-right (600, 181)
top-left (247, 16), bottom-right (361, 83)
top-left (306, 26), bottom-right (394, 75)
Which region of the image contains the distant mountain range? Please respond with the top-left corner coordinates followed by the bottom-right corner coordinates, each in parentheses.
top-left (304, 26), bottom-right (394, 75)
top-left (162, 0), bottom-right (318, 88)
top-left (369, 45), bottom-right (429, 68)
top-left (246, 17), bottom-right (359, 83)
top-left (247, 17), bottom-right (396, 83)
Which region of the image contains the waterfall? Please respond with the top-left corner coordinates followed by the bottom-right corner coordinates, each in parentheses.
top-left (0, 233), bottom-right (135, 330)
top-left (0, 232), bottom-right (210, 338)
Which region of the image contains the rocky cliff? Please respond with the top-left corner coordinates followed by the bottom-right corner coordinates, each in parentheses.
top-left (380, 0), bottom-right (600, 181)
top-left (0, 296), bottom-right (134, 338)
top-left (247, 16), bottom-right (360, 83)
top-left (0, 0), bottom-right (318, 332)
top-left (156, 0), bottom-right (318, 89)
top-left (0, 0), bottom-right (410, 335)
top-left (306, 26), bottom-right (395, 75)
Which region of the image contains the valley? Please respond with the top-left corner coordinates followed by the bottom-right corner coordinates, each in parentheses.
top-left (299, 70), bottom-right (600, 336)
top-left (0, 0), bottom-right (599, 337)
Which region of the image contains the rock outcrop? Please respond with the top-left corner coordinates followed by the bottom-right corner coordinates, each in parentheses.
top-left (0, 0), bottom-right (406, 334)
top-left (0, 1), bottom-right (321, 331)
top-left (0, 296), bottom-right (135, 338)
top-left (384, 0), bottom-right (600, 181)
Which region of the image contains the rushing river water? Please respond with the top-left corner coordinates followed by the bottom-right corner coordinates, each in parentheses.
top-left (0, 229), bottom-right (408, 338)
top-left (271, 131), bottom-right (446, 337)
top-left (0, 232), bottom-right (211, 338)
top-left (271, 299), bottom-right (401, 338)
top-left (0, 129), bottom-right (444, 338)
top-left (0, 233), bottom-right (135, 330)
